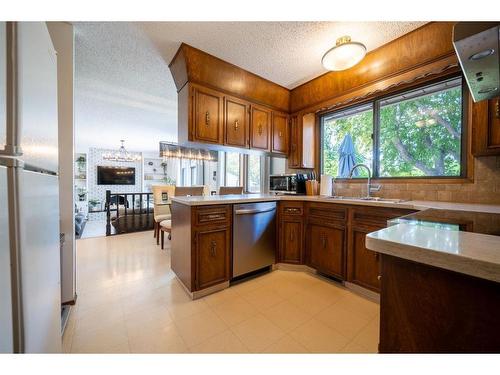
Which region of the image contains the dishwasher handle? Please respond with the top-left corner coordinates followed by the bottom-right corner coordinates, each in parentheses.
top-left (234, 207), bottom-right (276, 215)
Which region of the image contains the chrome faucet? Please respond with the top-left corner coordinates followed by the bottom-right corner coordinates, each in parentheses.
top-left (348, 164), bottom-right (381, 199)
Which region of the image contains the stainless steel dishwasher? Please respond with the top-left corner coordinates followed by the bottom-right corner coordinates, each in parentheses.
top-left (233, 201), bottom-right (276, 278)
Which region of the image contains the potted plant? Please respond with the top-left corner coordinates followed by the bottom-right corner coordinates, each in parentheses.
top-left (76, 155), bottom-right (86, 172)
top-left (88, 199), bottom-right (100, 211)
top-left (162, 176), bottom-right (176, 185)
top-left (76, 187), bottom-right (87, 202)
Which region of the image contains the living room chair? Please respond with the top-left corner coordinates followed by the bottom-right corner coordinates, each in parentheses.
top-left (151, 185), bottom-right (175, 243)
top-left (159, 185), bottom-right (204, 249)
top-left (219, 186), bottom-right (244, 195)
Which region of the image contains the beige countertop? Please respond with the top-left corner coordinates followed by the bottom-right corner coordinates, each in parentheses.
top-left (366, 223), bottom-right (500, 283)
top-left (171, 193), bottom-right (500, 283)
top-left (170, 193), bottom-right (500, 213)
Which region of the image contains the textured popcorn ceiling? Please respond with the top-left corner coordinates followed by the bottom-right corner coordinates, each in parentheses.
top-left (75, 22), bottom-right (426, 153)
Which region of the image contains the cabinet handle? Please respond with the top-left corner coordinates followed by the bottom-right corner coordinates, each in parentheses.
top-left (210, 240), bottom-right (217, 257)
top-left (205, 111), bottom-right (210, 125)
top-left (258, 124), bottom-right (263, 135)
top-left (279, 131), bottom-right (283, 137)
top-left (321, 235), bottom-right (327, 249)
top-left (377, 275), bottom-right (381, 281)
top-left (496, 99), bottom-right (499, 119)
top-left (234, 119), bottom-right (239, 130)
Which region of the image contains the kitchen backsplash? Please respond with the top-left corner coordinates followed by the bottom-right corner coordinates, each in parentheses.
top-left (287, 156), bottom-right (500, 205)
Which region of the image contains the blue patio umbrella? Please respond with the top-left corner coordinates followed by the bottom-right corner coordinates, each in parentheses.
top-left (338, 134), bottom-right (357, 178)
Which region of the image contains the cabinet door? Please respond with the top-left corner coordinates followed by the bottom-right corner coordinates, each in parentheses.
top-left (472, 98), bottom-right (500, 156)
top-left (194, 87), bottom-right (223, 144)
top-left (349, 226), bottom-right (381, 292)
top-left (488, 98), bottom-right (500, 149)
top-left (289, 115), bottom-right (301, 168)
top-left (272, 112), bottom-right (289, 154)
top-left (308, 223), bottom-right (345, 279)
top-left (250, 105), bottom-right (271, 151)
top-left (224, 96), bottom-right (249, 148)
top-left (195, 227), bottom-right (230, 290)
top-left (280, 218), bottom-right (303, 264)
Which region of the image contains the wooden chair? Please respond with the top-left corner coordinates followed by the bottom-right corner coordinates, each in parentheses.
top-left (219, 186), bottom-right (244, 195)
top-left (151, 185), bottom-right (175, 243)
top-left (159, 186), bottom-right (204, 249)
top-left (173, 186), bottom-right (205, 197)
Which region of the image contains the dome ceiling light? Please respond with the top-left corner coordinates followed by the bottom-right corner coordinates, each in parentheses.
top-left (321, 35), bottom-right (367, 71)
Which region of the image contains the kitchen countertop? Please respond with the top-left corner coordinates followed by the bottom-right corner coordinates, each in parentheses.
top-left (366, 209), bottom-right (500, 283)
top-left (171, 193), bottom-right (500, 213)
top-left (171, 193), bottom-right (500, 283)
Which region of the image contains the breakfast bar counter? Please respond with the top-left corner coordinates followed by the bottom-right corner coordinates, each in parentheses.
top-left (365, 209), bottom-right (500, 353)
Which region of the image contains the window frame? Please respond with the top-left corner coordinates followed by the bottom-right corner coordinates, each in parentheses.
top-left (243, 154), bottom-right (265, 194)
top-left (319, 74), bottom-right (469, 181)
top-left (223, 152), bottom-right (243, 187)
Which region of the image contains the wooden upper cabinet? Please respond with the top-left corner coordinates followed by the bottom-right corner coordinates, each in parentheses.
top-left (289, 115), bottom-right (301, 168)
top-left (288, 113), bottom-right (315, 169)
top-left (250, 105), bottom-right (271, 151)
top-left (272, 112), bottom-right (289, 154)
top-left (472, 98), bottom-right (500, 156)
top-left (193, 86), bottom-right (224, 144)
top-left (224, 96), bottom-right (249, 148)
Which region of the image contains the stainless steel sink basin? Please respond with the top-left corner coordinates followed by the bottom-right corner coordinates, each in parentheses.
top-left (326, 196), bottom-right (408, 203)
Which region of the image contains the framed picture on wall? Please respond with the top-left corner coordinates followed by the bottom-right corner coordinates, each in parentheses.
top-left (162, 192), bottom-right (168, 201)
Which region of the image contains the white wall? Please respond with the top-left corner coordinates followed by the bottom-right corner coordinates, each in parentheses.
top-left (87, 147), bottom-right (143, 221)
top-left (47, 22), bottom-right (75, 304)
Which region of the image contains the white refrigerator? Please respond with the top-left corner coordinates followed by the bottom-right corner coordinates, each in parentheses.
top-left (0, 22), bottom-right (61, 353)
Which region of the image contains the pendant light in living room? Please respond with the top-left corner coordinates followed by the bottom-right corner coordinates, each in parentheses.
top-left (321, 35), bottom-right (366, 71)
top-left (102, 140), bottom-right (141, 162)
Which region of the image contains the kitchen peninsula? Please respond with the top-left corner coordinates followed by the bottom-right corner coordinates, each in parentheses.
top-left (366, 209), bottom-right (500, 353)
top-left (170, 195), bottom-right (500, 291)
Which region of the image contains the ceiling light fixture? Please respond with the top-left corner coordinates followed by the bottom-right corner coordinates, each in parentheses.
top-left (322, 36), bottom-right (367, 71)
top-left (102, 140), bottom-right (141, 162)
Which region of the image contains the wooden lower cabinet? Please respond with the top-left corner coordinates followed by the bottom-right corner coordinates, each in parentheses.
top-left (277, 202), bottom-right (304, 264)
top-left (171, 202), bottom-right (231, 293)
top-left (279, 218), bottom-right (303, 264)
top-left (194, 226), bottom-right (231, 290)
top-left (346, 206), bottom-right (416, 293)
top-left (307, 222), bottom-right (346, 280)
top-left (348, 225), bottom-right (381, 292)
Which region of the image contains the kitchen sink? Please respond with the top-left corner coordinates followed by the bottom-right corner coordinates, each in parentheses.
top-left (326, 196), bottom-right (408, 203)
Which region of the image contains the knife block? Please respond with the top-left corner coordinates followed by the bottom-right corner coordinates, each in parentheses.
top-left (305, 180), bottom-right (319, 196)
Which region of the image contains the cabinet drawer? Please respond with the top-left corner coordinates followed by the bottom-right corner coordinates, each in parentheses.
top-left (352, 207), bottom-right (415, 228)
top-left (194, 205), bottom-right (231, 227)
top-left (280, 201), bottom-right (304, 216)
top-left (306, 203), bottom-right (347, 223)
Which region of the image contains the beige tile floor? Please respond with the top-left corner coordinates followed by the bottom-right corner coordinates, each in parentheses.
top-left (64, 231), bottom-right (380, 354)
